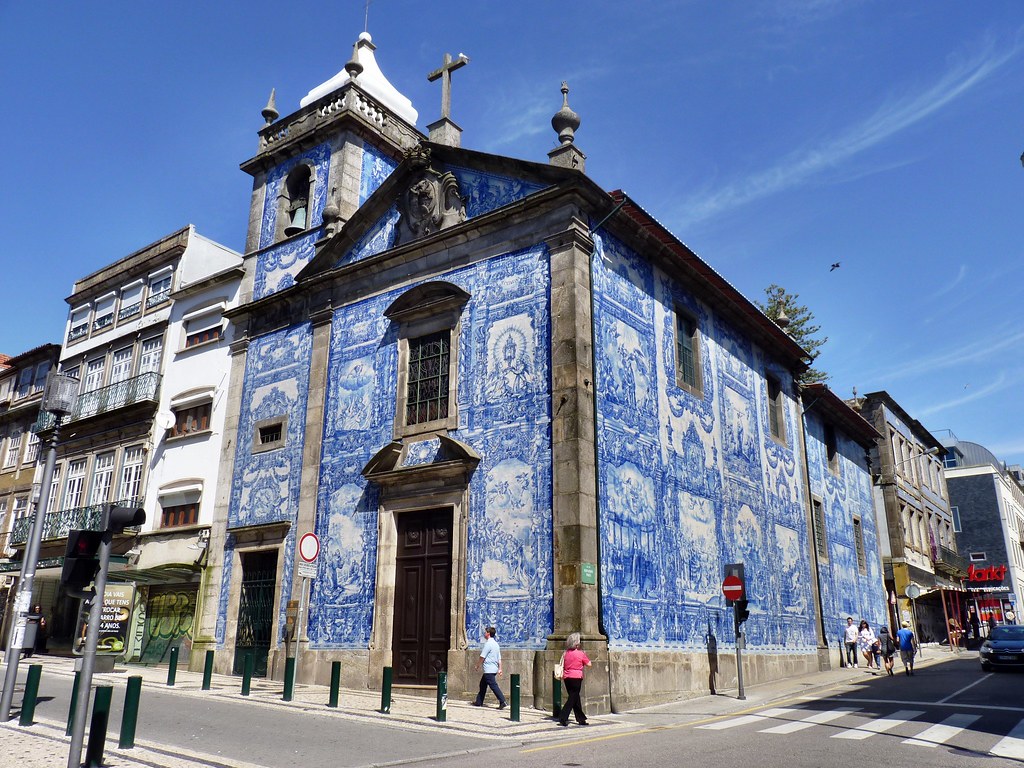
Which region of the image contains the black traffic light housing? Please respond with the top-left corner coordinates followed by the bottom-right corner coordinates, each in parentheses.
top-left (734, 599), bottom-right (750, 631)
top-left (61, 529), bottom-right (104, 598)
top-left (106, 503), bottom-right (145, 534)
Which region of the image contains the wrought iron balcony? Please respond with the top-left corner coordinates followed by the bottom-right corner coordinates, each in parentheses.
top-left (933, 543), bottom-right (968, 577)
top-left (9, 498), bottom-right (143, 545)
top-left (34, 372), bottom-right (161, 431)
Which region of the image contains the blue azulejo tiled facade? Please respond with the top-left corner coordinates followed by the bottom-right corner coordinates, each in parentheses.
top-left (310, 245), bottom-right (553, 649)
top-left (592, 229), bottom-right (818, 653)
top-left (804, 410), bottom-right (887, 640)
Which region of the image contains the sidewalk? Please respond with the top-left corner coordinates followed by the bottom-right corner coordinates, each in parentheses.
top-left (1, 646), bottom-right (965, 768)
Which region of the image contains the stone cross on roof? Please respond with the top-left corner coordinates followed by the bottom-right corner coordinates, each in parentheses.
top-left (428, 52), bottom-right (469, 121)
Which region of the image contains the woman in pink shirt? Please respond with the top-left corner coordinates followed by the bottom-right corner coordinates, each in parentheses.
top-left (557, 632), bottom-right (592, 727)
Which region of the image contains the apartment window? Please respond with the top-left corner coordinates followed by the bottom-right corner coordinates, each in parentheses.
top-left (825, 424), bottom-right (839, 474)
top-left (68, 307), bottom-right (89, 342)
top-left (89, 452), bottom-right (116, 506)
top-left (139, 337), bottom-right (163, 374)
top-left (3, 428), bottom-right (22, 469)
top-left (118, 281), bottom-right (144, 321)
top-left (183, 311), bottom-right (223, 349)
top-left (853, 516), bottom-right (866, 573)
top-left (93, 295), bottom-right (115, 332)
top-left (147, 273), bottom-right (172, 309)
top-left (253, 417), bottom-right (287, 453)
top-left (63, 459), bottom-right (87, 510)
top-left (110, 347), bottom-right (134, 385)
top-left (951, 505), bottom-right (961, 533)
top-left (24, 430), bottom-right (40, 464)
top-left (161, 502), bottom-right (199, 528)
top-left (811, 498), bottom-right (828, 561)
top-left (117, 446), bottom-right (145, 502)
top-left (766, 375), bottom-right (786, 443)
top-left (970, 552), bottom-right (987, 562)
top-left (12, 496), bottom-right (28, 522)
top-left (16, 368), bottom-right (34, 399)
top-left (169, 402), bottom-right (212, 438)
top-left (45, 465), bottom-right (61, 514)
top-left (674, 309), bottom-right (702, 395)
top-left (82, 357), bottom-right (106, 393)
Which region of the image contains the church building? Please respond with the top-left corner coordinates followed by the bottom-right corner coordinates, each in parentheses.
top-left (193, 31), bottom-right (884, 711)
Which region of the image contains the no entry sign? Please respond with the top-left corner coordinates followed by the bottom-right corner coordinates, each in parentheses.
top-left (722, 574), bottom-right (744, 602)
top-left (298, 532), bottom-right (320, 563)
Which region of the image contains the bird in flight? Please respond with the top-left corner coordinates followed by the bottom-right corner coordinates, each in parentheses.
top-left (830, 262), bottom-right (841, 272)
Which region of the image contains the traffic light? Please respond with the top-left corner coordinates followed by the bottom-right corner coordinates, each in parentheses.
top-left (734, 599), bottom-right (750, 629)
top-left (106, 503), bottom-right (145, 534)
top-left (61, 529), bottom-right (104, 598)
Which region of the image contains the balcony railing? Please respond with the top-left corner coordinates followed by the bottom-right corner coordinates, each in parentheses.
top-left (933, 544), bottom-right (968, 577)
top-left (10, 498), bottom-right (143, 545)
top-left (34, 372), bottom-right (161, 431)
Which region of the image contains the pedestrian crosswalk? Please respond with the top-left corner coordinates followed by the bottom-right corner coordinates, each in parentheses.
top-left (696, 704), bottom-right (1024, 759)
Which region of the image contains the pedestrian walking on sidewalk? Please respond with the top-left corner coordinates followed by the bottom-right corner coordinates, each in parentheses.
top-left (896, 620), bottom-right (918, 676)
top-left (877, 626), bottom-right (896, 675)
top-left (857, 620), bottom-right (877, 669)
top-left (472, 626), bottom-right (507, 709)
top-left (557, 632), bottom-right (592, 727)
top-left (843, 617), bottom-right (859, 668)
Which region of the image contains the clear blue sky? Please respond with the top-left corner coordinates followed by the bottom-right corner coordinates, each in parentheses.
top-left (3, 2), bottom-right (1022, 463)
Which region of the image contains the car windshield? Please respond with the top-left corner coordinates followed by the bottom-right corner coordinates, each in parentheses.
top-left (990, 627), bottom-right (1024, 641)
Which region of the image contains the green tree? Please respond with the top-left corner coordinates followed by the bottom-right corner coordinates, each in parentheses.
top-left (756, 284), bottom-right (829, 383)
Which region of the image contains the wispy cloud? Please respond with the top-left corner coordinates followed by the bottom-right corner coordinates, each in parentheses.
top-left (927, 265), bottom-right (969, 301)
top-left (865, 328), bottom-right (1024, 383)
top-left (917, 372), bottom-right (1011, 417)
top-left (676, 35), bottom-right (1020, 227)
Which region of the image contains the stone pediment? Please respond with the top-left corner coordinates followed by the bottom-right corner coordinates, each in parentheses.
top-left (361, 434), bottom-right (480, 487)
top-left (295, 142), bottom-right (575, 281)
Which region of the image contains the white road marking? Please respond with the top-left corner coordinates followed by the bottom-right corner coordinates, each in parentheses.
top-left (759, 707), bottom-right (860, 734)
top-left (902, 713), bottom-right (981, 747)
top-left (937, 674), bottom-right (991, 704)
top-left (696, 708), bottom-right (797, 730)
top-left (991, 718), bottom-right (1024, 760)
top-left (831, 709), bottom-right (924, 740)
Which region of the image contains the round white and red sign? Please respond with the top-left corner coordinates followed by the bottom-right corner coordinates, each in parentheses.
top-left (722, 574), bottom-right (744, 601)
top-left (298, 532), bottom-right (320, 563)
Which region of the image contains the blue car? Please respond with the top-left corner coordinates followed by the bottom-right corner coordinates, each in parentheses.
top-left (980, 626), bottom-right (1024, 671)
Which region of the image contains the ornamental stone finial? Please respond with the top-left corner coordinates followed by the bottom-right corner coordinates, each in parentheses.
top-left (551, 81), bottom-right (580, 146)
top-left (261, 88), bottom-right (279, 124)
top-left (345, 41), bottom-right (363, 80)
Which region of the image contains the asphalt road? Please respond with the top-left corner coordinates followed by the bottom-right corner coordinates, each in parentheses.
top-left (438, 657), bottom-right (1024, 768)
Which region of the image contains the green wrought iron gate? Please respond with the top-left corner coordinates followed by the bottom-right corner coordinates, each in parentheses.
top-left (233, 550), bottom-right (278, 676)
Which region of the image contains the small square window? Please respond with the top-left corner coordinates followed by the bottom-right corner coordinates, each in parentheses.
top-left (853, 516), bottom-right (866, 574)
top-left (252, 416), bottom-right (288, 453)
top-left (970, 552), bottom-right (987, 562)
top-left (811, 498), bottom-right (828, 561)
top-left (405, 331), bottom-right (450, 426)
top-left (161, 502), bottom-right (199, 528)
top-left (168, 402), bottom-right (212, 439)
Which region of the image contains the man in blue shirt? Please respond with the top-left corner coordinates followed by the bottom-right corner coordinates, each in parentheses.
top-left (472, 626), bottom-right (507, 709)
top-left (896, 620), bottom-right (918, 676)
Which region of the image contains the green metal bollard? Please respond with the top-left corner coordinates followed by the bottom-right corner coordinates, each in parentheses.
top-left (67, 671), bottom-right (81, 735)
top-left (552, 673), bottom-right (563, 719)
top-left (119, 676), bottom-right (142, 748)
top-left (202, 650), bottom-right (214, 691)
top-left (84, 685), bottom-right (113, 768)
top-left (328, 661), bottom-right (341, 708)
top-left (167, 646), bottom-right (179, 686)
top-left (241, 652), bottom-right (254, 696)
top-left (19, 664), bottom-right (42, 726)
top-left (510, 673), bottom-right (521, 722)
top-left (435, 671), bottom-right (447, 722)
top-left (283, 656), bottom-right (296, 702)
top-left (380, 666), bottom-right (392, 713)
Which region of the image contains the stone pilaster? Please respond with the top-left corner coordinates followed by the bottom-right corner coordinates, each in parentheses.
top-left (544, 215), bottom-right (610, 713)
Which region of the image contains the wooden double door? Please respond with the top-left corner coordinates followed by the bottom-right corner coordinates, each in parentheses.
top-left (392, 508), bottom-right (452, 685)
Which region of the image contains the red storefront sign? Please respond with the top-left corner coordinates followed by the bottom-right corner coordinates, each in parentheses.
top-left (967, 563), bottom-right (1007, 583)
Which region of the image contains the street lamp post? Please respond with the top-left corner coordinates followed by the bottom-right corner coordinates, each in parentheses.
top-left (0, 372), bottom-right (78, 721)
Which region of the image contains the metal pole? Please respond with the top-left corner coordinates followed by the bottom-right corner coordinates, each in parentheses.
top-left (380, 666), bottom-right (392, 713)
top-left (84, 685), bottom-right (113, 768)
top-left (119, 675), bottom-right (142, 748)
top-left (202, 650), bottom-right (214, 690)
top-left (241, 651), bottom-right (253, 696)
top-left (435, 670), bottom-right (447, 722)
top-left (67, 502), bottom-right (112, 768)
top-left (19, 663), bottom-right (42, 726)
top-left (734, 602), bottom-right (746, 700)
top-left (166, 646), bottom-right (178, 686)
top-left (328, 661), bottom-right (340, 708)
top-left (510, 673), bottom-right (520, 721)
top-left (0, 420), bottom-right (61, 721)
top-left (283, 657), bottom-right (295, 701)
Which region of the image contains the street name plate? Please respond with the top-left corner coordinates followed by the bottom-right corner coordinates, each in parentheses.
top-left (297, 561), bottom-right (317, 579)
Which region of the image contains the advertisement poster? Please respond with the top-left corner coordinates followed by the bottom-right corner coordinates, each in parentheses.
top-left (74, 584), bottom-right (135, 656)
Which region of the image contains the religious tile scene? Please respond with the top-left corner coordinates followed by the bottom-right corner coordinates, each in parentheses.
top-left (1, 28), bottom-right (1019, 718)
